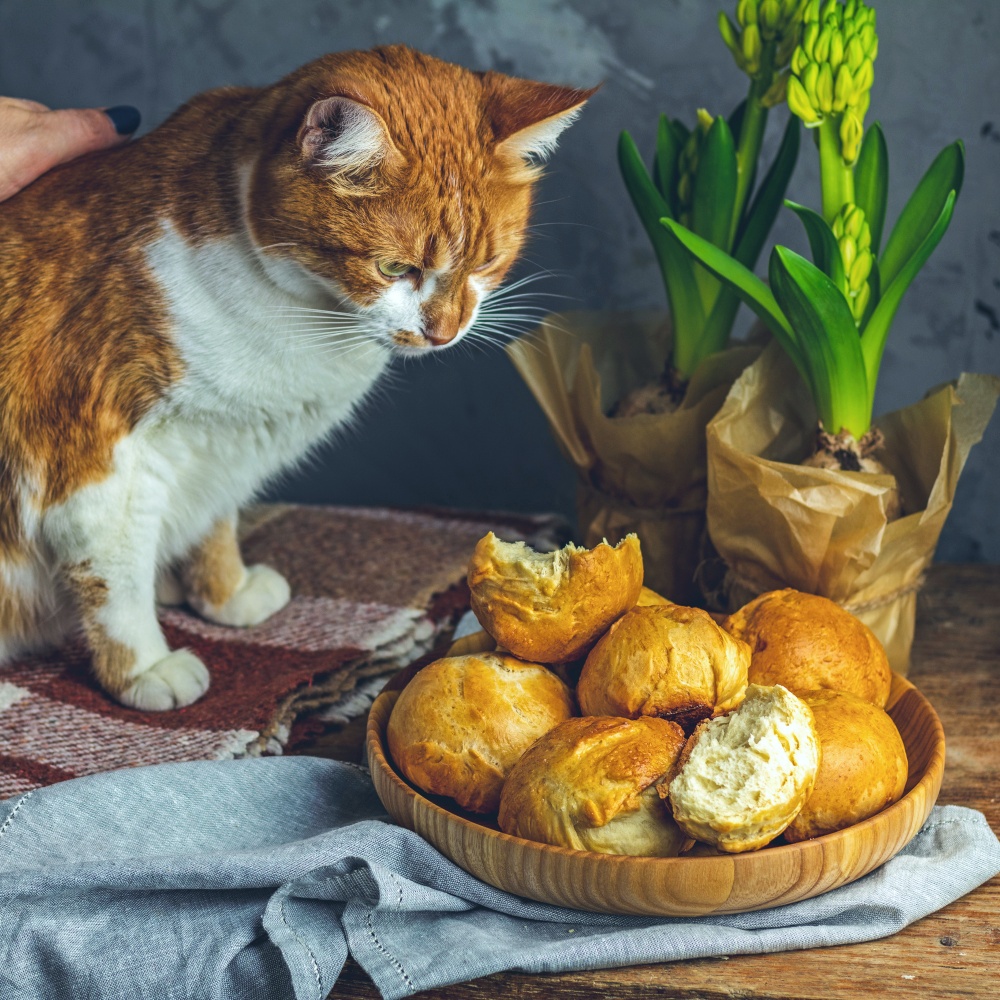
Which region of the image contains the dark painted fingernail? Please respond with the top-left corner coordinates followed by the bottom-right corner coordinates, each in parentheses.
top-left (104, 105), bottom-right (141, 135)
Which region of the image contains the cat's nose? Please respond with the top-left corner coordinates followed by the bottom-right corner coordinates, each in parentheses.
top-left (423, 324), bottom-right (458, 347)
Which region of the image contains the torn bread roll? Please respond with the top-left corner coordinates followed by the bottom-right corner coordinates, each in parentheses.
top-left (577, 604), bottom-right (750, 730)
top-left (724, 589), bottom-right (891, 708)
top-left (668, 684), bottom-right (820, 852)
top-left (636, 586), bottom-right (674, 607)
top-left (387, 653), bottom-right (574, 814)
top-left (467, 532), bottom-right (643, 664)
top-left (784, 688), bottom-right (908, 842)
top-left (498, 715), bottom-right (686, 856)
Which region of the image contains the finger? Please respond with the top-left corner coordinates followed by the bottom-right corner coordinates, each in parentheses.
top-left (0, 97), bottom-right (51, 113)
top-left (40, 106), bottom-right (140, 169)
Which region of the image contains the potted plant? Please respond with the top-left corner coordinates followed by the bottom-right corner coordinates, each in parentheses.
top-left (663, 0), bottom-right (1000, 668)
top-left (508, 0), bottom-right (803, 603)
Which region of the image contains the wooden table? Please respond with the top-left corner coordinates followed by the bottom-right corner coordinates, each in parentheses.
top-left (305, 564), bottom-right (1000, 1000)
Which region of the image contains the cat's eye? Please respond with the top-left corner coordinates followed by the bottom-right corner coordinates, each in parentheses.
top-left (473, 255), bottom-right (500, 273)
top-left (378, 261), bottom-right (416, 279)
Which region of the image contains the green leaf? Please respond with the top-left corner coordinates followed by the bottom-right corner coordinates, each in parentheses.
top-left (770, 247), bottom-right (871, 438)
top-left (854, 123), bottom-right (889, 254)
top-left (653, 114), bottom-right (680, 213)
top-left (734, 117), bottom-right (800, 271)
top-left (784, 200), bottom-right (846, 289)
top-left (670, 118), bottom-right (691, 150)
top-left (662, 219), bottom-right (802, 368)
top-left (861, 189), bottom-right (958, 391)
top-left (880, 140), bottom-right (964, 288)
top-left (618, 132), bottom-right (706, 374)
top-left (692, 116), bottom-right (738, 249)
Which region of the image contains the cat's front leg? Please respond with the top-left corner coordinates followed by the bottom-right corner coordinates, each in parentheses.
top-left (181, 516), bottom-right (290, 627)
top-left (48, 478), bottom-right (211, 711)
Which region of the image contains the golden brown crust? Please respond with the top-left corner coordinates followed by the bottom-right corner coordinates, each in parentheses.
top-left (784, 688), bottom-right (908, 842)
top-left (467, 533), bottom-right (643, 664)
top-left (387, 652), bottom-right (574, 814)
top-left (636, 586), bottom-right (674, 607)
top-left (498, 716), bottom-right (687, 855)
top-left (577, 604), bottom-right (750, 730)
top-left (724, 589), bottom-right (891, 708)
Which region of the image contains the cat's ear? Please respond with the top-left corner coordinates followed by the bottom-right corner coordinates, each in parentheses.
top-left (484, 77), bottom-right (599, 179)
top-left (298, 96), bottom-right (398, 187)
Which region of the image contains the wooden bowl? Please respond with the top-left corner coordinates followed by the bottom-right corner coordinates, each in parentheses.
top-left (367, 671), bottom-right (945, 916)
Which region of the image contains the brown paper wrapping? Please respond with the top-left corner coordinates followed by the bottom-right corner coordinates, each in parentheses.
top-left (507, 311), bottom-right (760, 604)
top-left (706, 341), bottom-right (1000, 671)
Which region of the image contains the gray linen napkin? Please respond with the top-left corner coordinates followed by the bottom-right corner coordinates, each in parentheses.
top-left (0, 757), bottom-right (997, 1000)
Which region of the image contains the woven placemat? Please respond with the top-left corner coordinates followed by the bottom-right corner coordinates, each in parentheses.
top-left (0, 504), bottom-right (562, 798)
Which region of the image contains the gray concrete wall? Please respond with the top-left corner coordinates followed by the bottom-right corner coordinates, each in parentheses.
top-left (1, 0), bottom-right (997, 559)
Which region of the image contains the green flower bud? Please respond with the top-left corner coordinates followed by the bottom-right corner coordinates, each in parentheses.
top-left (788, 0), bottom-right (876, 158)
top-left (839, 108), bottom-right (864, 163)
top-left (854, 56), bottom-right (874, 93)
top-left (737, 0), bottom-right (758, 26)
top-left (829, 30), bottom-right (844, 70)
top-left (803, 60), bottom-right (820, 101)
top-left (860, 24), bottom-right (877, 58)
top-left (859, 90), bottom-right (871, 118)
top-left (802, 20), bottom-right (820, 58)
top-left (760, 0), bottom-right (783, 37)
top-left (742, 22), bottom-right (763, 74)
top-left (832, 203), bottom-right (873, 323)
top-left (814, 24), bottom-right (833, 62)
top-left (675, 110), bottom-right (716, 226)
top-left (849, 248), bottom-right (872, 288)
top-left (853, 280), bottom-right (871, 320)
top-left (833, 63), bottom-right (852, 111)
top-left (719, 12), bottom-right (741, 56)
top-left (787, 74), bottom-right (821, 124)
top-left (839, 234), bottom-right (857, 272)
top-left (816, 61), bottom-right (834, 112)
top-left (845, 35), bottom-right (864, 72)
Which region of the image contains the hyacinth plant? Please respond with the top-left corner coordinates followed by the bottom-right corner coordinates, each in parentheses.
top-left (616, 0), bottom-right (804, 408)
top-left (664, 0), bottom-right (964, 472)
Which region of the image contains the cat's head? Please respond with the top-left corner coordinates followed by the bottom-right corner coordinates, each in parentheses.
top-left (249, 45), bottom-right (595, 354)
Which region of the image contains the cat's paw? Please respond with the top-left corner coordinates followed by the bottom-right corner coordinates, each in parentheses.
top-left (195, 564), bottom-right (291, 628)
top-left (119, 650), bottom-right (210, 711)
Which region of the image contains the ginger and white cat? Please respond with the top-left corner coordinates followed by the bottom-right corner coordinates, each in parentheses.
top-left (0, 45), bottom-right (592, 710)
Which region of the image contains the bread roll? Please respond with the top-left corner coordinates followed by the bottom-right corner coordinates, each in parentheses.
top-left (724, 589), bottom-right (891, 708)
top-left (636, 586), bottom-right (674, 607)
top-left (784, 689), bottom-right (908, 842)
top-left (668, 684), bottom-right (820, 852)
top-left (387, 653), bottom-right (574, 814)
top-left (498, 716), bottom-right (686, 856)
top-left (467, 532), bottom-right (643, 664)
top-left (577, 604), bottom-right (749, 730)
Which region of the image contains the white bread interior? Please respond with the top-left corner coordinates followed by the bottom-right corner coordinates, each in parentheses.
top-left (667, 684), bottom-right (820, 852)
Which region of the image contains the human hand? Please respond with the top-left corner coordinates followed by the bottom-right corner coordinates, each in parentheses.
top-left (0, 99), bottom-right (140, 203)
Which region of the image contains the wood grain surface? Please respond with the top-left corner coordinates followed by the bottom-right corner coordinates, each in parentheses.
top-left (307, 564), bottom-right (1000, 999)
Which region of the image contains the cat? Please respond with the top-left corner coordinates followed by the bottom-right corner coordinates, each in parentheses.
top-left (0, 44), bottom-right (594, 710)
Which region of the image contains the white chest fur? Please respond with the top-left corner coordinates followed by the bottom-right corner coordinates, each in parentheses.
top-left (138, 221), bottom-right (390, 561)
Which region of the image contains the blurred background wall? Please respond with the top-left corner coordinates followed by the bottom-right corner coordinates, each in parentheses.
top-left (1, 0), bottom-right (997, 559)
